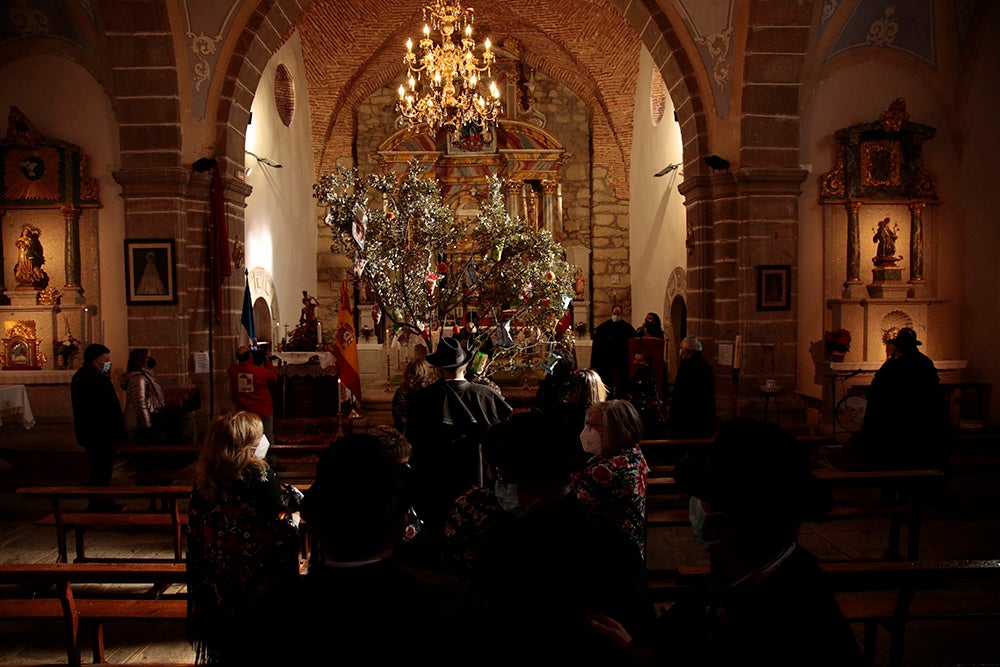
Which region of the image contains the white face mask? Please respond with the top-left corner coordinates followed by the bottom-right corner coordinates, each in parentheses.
top-left (494, 479), bottom-right (522, 514)
top-left (254, 434), bottom-right (271, 461)
top-left (689, 496), bottom-right (724, 550)
top-left (580, 426), bottom-right (603, 455)
top-left (611, 315), bottom-right (620, 323)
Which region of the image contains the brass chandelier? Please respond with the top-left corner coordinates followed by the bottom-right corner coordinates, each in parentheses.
top-left (396, 0), bottom-right (502, 137)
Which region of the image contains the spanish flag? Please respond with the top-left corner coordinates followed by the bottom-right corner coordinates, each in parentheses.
top-left (335, 279), bottom-right (362, 400)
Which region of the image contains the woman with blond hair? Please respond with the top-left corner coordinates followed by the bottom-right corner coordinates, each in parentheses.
top-left (186, 411), bottom-right (301, 665)
top-left (572, 399), bottom-right (650, 559)
top-left (391, 356), bottom-right (435, 432)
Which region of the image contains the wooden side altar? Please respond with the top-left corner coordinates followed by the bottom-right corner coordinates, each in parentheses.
top-left (272, 351), bottom-right (339, 419)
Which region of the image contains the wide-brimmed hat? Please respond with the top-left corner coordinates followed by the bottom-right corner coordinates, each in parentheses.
top-left (425, 336), bottom-right (469, 369)
top-left (674, 418), bottom-right (832, 523)
top-left (888, 327), bottom-right (922, 350)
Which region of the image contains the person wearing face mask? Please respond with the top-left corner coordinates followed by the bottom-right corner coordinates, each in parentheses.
top-left (472, 410), bottom-right (655, 664)
top-left (590, 304), bottom-right (637, 398)
top-left (120, 347), bottom-right (165, 446)
top-left (587, 418), bottom-right (864, 667)
top-left (571, 399), bottom-right (650, 559)
top-left (186, 411), bottom-right (301, 666)
top-left (70, 343), bottom-right (127, 512)
top-left (666, 334), bottom-right (717, 438)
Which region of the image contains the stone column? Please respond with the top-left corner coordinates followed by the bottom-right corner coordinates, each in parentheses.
top-left (0, 208), bottom-right (7, 304)
top-left (60, 204), bottom-right (84, 304)
top-left (541, 178), bottom-right (558, 235)
top-left (908, 201), bottom-right (925, 284)
top-left (844, 200), bottom-right (862, 292)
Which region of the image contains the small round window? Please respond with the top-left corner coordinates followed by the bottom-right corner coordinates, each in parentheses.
top-left (274, 64), bottom-right (294, 127)
top-left (650, 69), bottom-right (667, 126)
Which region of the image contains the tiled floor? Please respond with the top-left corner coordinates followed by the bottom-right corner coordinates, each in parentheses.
top-left (2, 421), bottom-right (1000, 665)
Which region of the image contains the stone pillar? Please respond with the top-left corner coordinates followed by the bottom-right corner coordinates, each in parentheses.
top-left (541, 178), bottom-right (558, 235)
top-left (60, 204), bottom-right (85, 304)
top-left (844, 200), bottom-right (862, 296)
top-left (908, 201), bottom-right (925, 284)
top-left (0, 208), bottom-right (7, 304)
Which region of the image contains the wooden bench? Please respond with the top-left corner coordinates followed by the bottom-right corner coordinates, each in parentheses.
top-left (17, 486), bottom-right (192, 563)
top-left (645, 469), bottom-right (946, 560)
top-left (17, 483), bottom-right (313, 564)
top-left (117, 444), bottom-right (326, 485)
top-left (0, 562), bottom-right (188, 666)
top-left (649, 559), bottom-right (1000, 667)
top-left (640, 435), bottom-right (841, 468)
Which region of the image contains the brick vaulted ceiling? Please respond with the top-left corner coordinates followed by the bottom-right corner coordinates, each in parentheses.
top-left (291, 0), bottom-right (641, 190)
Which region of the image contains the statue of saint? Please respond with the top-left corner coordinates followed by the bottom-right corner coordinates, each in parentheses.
top-left (14, 225), bottom-right (49, 288)
top-left (873, 217), bottom-right (902, 267)
top-left (299, 291), bottom-right (318, 325)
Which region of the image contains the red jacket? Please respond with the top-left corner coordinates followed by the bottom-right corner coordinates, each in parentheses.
top-left (227, 357), bottom-right (278, 418)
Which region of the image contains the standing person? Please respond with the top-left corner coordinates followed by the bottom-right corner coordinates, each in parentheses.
top-left (626, 351), bottom-right (665, 439)
top-left (635, 312), bottom-right (664, 339)
top-left (227, 345), bottom-right (278, 465)
top-left (587, 418), bottom-right (865, 667)
top-left (186, 411), bottom-right (301, 666)
top-left (391, 356), bottom-right (434, 433)
top-left (856, 327), bottom-right (951, 472)
top-left (572, 399), bottom-right (650, 559)
top-left (667, 335), bottom-right (717, 438)
top-left (120, 347), bottom-right (165, 445)
top-left (404, 337), bottom-right (513, 554)
top-left (590, 304), bottom-right (637, 398)
top-left (70, 343), bottom-right (127, 512)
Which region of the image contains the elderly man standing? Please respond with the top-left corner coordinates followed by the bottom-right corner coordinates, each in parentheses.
top-left (71, 343), bottom-right (127, 511)
top-left (404, 337), bottom-right (513, 552)
top-left (667, 335), bottom-right (717, 438)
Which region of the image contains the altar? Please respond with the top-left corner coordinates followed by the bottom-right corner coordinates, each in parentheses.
top-left (272, 351), bottom-right (339, 419)
top-left (0, 384), bottom-right (35, 429)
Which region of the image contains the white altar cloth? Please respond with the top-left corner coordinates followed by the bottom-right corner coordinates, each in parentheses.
top-left (0, 384), bottom-right (36, 429)
top-left (274, 351), bottom-right (336, 369)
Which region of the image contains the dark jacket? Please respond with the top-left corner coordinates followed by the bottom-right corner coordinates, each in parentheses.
top-left (405, 379), bottom-right (512, 536)
top-left (668, 351), bottom-right (717, 438)
top-left (591, 318), bottom-right (637, 397)
top-left (70, 363), bottom-right (126, 451)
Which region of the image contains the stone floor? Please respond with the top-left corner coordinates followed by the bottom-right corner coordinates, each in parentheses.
top-left (1, 419), bottom-right (1000, 665)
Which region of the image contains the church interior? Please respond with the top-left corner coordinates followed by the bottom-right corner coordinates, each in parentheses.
top-left (1, 1), bottom-right (1000, 664)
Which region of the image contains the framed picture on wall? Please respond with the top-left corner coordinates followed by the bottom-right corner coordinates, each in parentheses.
top-left (757, 265), bottom-right (791, 311)
top-left (124, 238), bottom-right (177, 305)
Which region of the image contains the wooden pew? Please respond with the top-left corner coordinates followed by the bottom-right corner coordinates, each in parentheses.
top-left (17, 483), bottom-right (312, 564)
top-left (0, 562), bottom-right (188, 666)
top-left (648, 559), bottom-right (1000, 667)
top-left (645, 469), bottom-right (946, 560)
top-left (117, 444), bottom-right (325, 485)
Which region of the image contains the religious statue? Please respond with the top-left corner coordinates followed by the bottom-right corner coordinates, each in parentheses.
top-left (299, 290), bottom-right (319, 325)
top-left (574, 266), bottom-right (586, 300)
top-left (14, 224), bottom-right (49, 288)
top-left (873, 216), bottom-right (902, 267)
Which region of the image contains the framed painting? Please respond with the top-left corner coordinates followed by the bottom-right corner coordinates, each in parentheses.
top-left (757, 265), bottom-right (791, 311)
top-left (125, 238), bottom-right (177, 305)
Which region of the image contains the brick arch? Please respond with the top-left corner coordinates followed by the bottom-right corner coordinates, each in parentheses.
top-left (99, 1), bottom-right (182, 168)
top-left (610, 0), bottom-right (710, 178)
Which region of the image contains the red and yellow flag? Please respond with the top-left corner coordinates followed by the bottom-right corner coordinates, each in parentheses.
top-left (335, 279), bottom-right (362, 400)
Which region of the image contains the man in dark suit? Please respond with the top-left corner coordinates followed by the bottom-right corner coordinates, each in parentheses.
top-left (404, 337), bottom-right (512, 549)
top-left (590, 304), bottom-right (637, 398)
top-left (71, 343), bottom-right (127, 511)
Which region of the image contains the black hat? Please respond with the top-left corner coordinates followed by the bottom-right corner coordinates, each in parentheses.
top-left (888, 327), bottom-right (922, 350)
top-left (83, 343), bottom-right (110, 363)
top-left (674, 418), bottom-right (832, 523)
top-left (425, 337), bottom-right (469, 369)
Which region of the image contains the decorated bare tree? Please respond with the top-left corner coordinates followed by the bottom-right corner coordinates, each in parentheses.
top-left (314, 161), bottom-right (575, 377)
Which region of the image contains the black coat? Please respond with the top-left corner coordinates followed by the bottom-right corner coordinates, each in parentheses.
top-left (70, 363), bottom-right (126, 451)
top-left (667, 351), bottom-right (717, 438)
top-left (590, 318), bottom-right (636, 397)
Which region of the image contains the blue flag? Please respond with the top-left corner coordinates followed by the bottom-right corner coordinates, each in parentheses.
top-left (240, 272), bottom-right (256, 347)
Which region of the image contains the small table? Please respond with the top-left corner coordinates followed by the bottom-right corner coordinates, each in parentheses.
top-left (0, 384), bottom-right (36, 429)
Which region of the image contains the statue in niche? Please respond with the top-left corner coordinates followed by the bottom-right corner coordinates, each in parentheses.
top-left (14, 224), bottom-right (49, 288)
top-left (872, 217), bottom-right (902, 267)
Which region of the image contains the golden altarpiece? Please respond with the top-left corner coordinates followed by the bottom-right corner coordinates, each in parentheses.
top-left (0, 107), bottom-right (101, 376)
top-left (820, 99), bottom-right (966, 408)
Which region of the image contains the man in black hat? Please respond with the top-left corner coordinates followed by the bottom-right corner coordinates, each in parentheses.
top-left (71, 343), bottom-right (127, 511)
top-left (588, 418), bottom-right (864, 666)
top-left (856, 327), bottom-right (950, 472)
top-left (404, 337), bottom-right (513, 550)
